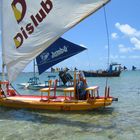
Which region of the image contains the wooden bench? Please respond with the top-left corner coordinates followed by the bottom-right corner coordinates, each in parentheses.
top-left (63, 86), bottom-right (99, 100)
top-left (40, 80), bottom-right (57, 101)
top-left (63, 87), bottom-right (75, 100)
top-left (85, 86), bottom-right (99, 99)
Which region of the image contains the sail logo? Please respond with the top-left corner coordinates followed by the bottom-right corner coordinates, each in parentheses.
top-left (11, 0), bottom-right (53, 49)
top-left (11, 0), bottom-right (27, 23)
top-left (39, 46), bottom-right (68, 64)
top-left (51, 46), bottom-right (68, 59)
top-left (40, 52), bottom-right (50, 62)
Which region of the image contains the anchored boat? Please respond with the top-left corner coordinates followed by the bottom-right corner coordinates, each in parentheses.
top-left (0, 0), bottom-right (117, 111)
top-left (83, 63), bottom-right (122, 77)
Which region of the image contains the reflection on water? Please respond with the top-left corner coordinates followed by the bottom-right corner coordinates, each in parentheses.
top-left (0, 71), bottom-right (140, 140)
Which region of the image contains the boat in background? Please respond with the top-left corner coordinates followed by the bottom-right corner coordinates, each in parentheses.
top-left (17, 69), bottom-right (74, 91)
top-left (17, 59), bottom-right (45, 90)
top-left (17, 76), bottom-right (47, 90)
top-left (132, 66), bottom-right (137, 71)
top-left (83, 63), bottom-right (122, 77)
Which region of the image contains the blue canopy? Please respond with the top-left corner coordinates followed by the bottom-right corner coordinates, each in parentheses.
top-left (36, 37), bottom-right (87, 75)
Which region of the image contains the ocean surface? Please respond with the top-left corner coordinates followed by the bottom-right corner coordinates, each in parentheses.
top-left (0, 71), bottom-right (140, 140)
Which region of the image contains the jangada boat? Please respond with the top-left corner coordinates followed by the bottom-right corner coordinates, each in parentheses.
top-left (0, 0), bottom-right (117, 111)
top-left (0, 80), bottom-right (117, 111)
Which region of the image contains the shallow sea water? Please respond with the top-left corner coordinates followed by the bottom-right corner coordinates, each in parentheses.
top-left (0, 71), bottom-right (140, 140)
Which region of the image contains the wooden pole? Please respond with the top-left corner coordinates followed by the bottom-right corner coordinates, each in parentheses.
top-left (74, 70), bottom-right (77, 99)
top-left (105, 86), bottom-right (107, 98)
top-left (0, 0), bottom-right (5, 82)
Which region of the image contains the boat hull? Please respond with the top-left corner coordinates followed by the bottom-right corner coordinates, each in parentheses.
top-left (17, 83), bottom-right (73, 91)
top-left (0, 95), bottom-right (112, 111)
top-left (83, 71), bottom-right (121, 77)
top-left (17, 83), bottom-right (47, 90)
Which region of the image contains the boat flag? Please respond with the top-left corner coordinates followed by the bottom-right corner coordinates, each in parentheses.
top-left (36, 37), bottom-right (86, 75)
top-left (1, 0), bottom-right (110, 81)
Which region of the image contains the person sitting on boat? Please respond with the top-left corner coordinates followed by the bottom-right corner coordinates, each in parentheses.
top-left (76, 71), bottom-right (88, 100)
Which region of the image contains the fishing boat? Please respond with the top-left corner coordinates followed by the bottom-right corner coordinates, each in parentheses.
top-left (0, 0), bottom-right (117, 111)
top-left (17, 59), bottom-right (46, 89)
top-left (83, 63), bottom-right (122, 77)
top-left (17, 76), bottom-right (47, 90)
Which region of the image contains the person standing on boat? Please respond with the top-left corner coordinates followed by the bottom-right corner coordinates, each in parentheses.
top-left (76, 71), bottom-right (88, 100)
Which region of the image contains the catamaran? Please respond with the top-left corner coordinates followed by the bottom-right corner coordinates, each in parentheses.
top-left (0, 0), bottom-right (118, 111)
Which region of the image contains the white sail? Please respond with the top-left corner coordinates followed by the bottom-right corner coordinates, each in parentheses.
top-left (1, 0), bottom-right (110, 82)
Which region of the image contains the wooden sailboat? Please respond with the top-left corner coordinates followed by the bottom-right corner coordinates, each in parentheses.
top-left (0, 80), bottom-right (117, 111)
top-left (0, 0), bottom-right (117, 111)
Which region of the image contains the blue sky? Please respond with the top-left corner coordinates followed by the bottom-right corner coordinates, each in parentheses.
top-left (0, 0), bottom-right (140, 72)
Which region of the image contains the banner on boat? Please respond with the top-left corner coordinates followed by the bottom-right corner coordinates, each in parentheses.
top-left (36, 38), bottom-right (86, 74)
top-left (1, 0), bottom-right (110, 81)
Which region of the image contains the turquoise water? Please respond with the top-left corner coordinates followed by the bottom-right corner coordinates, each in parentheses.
top-left (0, 71), bottom-right (140, 140)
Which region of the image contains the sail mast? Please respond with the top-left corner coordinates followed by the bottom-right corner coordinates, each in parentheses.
top-left (0, 0), bottom-right (5, 81)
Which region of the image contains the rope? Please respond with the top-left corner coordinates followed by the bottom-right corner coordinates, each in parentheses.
top-left (103, 5), bottom-right (110, 87)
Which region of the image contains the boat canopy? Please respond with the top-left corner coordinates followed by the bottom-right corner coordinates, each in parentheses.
top-left (1, 0), bottom-right (110, 82)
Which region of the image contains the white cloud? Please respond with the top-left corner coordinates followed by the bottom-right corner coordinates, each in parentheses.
top-left (130, 37), bottom-right (140, 50)
top-left (110, 54), bottom-right (119, 59)
top-left (120, 55), bottom-right (127, 59)
top-left (104, 45), bottom-right (108, 49)
top-left (115, 23), bottom-right (140, 51)
top-left (118, 44), bottom-right (131, 53)
top-left (115, 23), bottom-right (140, 37)
top-left (111, 32), bottom-right (119, 39)
top-left (110, 54), bottom-right (128, 60)
top-left (129, 55), bottom-right (140, 59)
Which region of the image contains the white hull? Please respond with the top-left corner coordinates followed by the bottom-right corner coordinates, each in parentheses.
top-left (17, 83), bottom-right (46, 90)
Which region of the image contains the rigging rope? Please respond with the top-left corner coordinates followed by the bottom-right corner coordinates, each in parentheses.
top-left (103, 5), bottom-right (110, 87)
